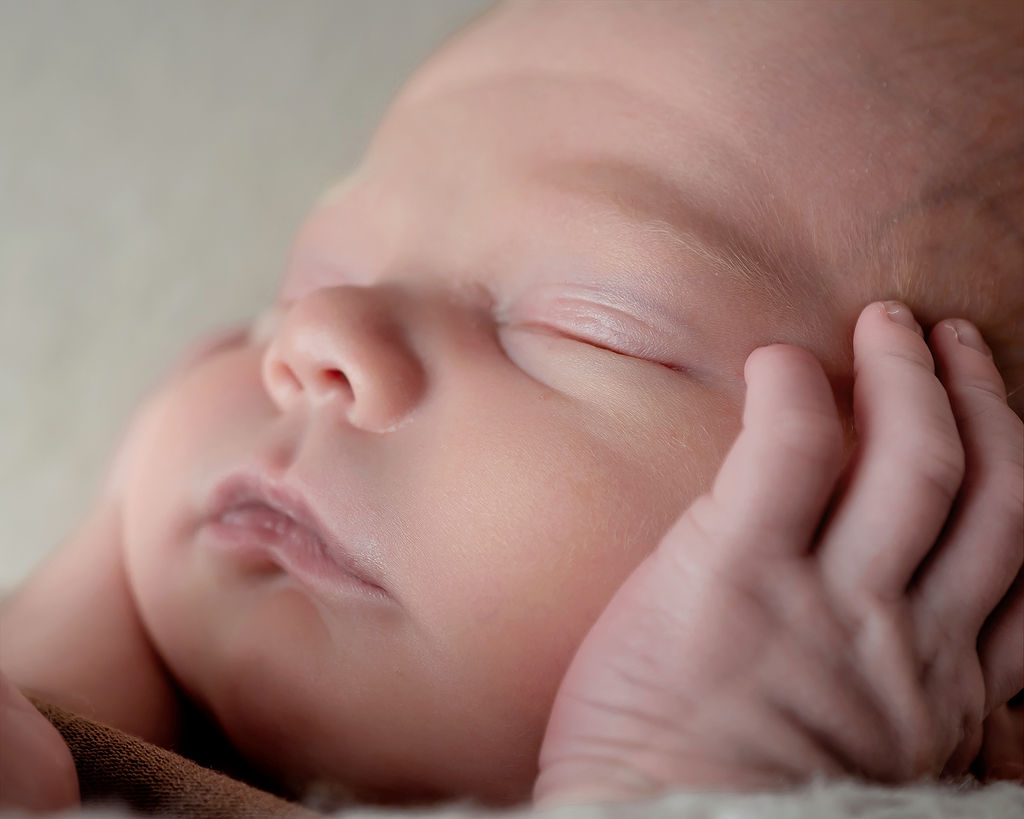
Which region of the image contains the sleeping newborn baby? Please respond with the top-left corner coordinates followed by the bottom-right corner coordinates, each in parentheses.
top-left (2, 0), bottom-right (1022, 810)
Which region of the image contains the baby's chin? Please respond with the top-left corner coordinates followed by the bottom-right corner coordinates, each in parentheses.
top-left (168, 595), bottom-right (541, 807)
top-left (226, 717), bottom-right (532, 809)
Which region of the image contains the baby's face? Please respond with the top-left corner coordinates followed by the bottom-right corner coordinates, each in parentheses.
top-left (119, 0), bottom-right (1020, 805)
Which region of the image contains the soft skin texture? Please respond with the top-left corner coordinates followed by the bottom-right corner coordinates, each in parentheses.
top-left (120, 0), bottom-right (1021, 803)
top-left (536, 303), bottom-right (1023, 804)
top-left (6, 0), bottom-right (1021, 806)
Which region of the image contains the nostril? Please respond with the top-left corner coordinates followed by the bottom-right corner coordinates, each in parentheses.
top-left (317, 368), bottom-right (353, 400)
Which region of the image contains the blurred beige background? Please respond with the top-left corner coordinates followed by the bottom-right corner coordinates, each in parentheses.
top-left (0, 0), bottom-right (493, 588)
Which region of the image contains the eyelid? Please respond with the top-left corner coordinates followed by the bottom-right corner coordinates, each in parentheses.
top-left (505, 295), bottom-right (687, 372)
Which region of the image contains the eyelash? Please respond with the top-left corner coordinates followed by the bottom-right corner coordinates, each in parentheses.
top-left (507, 319), bottom-right (686, 374)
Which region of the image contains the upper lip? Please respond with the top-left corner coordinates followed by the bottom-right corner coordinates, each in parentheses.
top-left (204, 470), bottom-right (387, 594)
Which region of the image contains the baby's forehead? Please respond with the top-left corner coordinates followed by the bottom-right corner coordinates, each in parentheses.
top-left (294, 1), bottom-right (1020, 384)
top-left (376, 8), bottom-right (880, 272)
top-left (404, 0), bottom-right (1016, 225)
top-left (303, 72), bottom-right (833, 351)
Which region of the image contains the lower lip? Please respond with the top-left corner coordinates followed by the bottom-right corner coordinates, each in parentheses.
top-left (201, 505), bottom-right (388, 602)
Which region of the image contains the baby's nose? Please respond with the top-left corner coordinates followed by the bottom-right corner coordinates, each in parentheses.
top-left (260, 286), bottom-right (425, 433)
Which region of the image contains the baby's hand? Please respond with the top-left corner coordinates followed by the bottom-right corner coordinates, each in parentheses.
top-left (535, 302), bottom-right (1023, 805)
top-left (0, 670), bottom-right (79, 811)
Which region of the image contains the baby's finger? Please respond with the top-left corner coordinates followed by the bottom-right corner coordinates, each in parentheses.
top-left (912, 319), bottom-right (1024, 641)
top-left (820, 302), bottom-right (964, 598)
top-left (977, 703), bottom-right (1024, 781)
top-left (978, 573), bottom-right (1024, 715)
top-left (0, 675), bottom-right (79, 811)
top-left (703, 344), bottom-right (844, 556)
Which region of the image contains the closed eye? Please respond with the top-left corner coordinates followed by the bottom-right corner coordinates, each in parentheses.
top-left (499, 284), bottom-right (692, 371)
top-left (509, 318), bottom-right (689, 374)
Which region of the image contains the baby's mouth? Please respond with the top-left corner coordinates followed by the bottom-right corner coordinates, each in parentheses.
top-left (202, 474), bottom-right (389, 602)
top-left (220, 501), bottom-right (329, 565)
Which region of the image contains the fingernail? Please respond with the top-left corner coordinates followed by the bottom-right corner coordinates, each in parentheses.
top-left (944, 319), bottom-right (993, 357)
top-left (881, 301), bottom-right (923, 336)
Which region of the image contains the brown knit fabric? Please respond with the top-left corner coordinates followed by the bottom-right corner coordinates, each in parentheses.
top-left (31, 699), bottom-right (322, 818)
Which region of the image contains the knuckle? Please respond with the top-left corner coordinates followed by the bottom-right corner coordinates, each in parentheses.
top-left (903, 428), bottom-right (966, 504)
top-left (672, 494), bottom-right (720, 549)
top-left (882, 342), bottom-right (937, 375)
top-left (986, 461), bottom-right (1024, 522)
top-left (950, 388), bottom-right (1020, 449)
top-left (948, 375), bottom-right (1009, 407)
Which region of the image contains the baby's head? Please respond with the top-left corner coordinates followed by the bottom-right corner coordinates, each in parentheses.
top-left (118, 0), bottom-right (1023, 805)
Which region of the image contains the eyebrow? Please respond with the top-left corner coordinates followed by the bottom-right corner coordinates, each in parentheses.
top-left (537, 159), bottom-right (826, 312)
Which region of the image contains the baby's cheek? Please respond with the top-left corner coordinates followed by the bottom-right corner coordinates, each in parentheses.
top-left (121, 350), bottom-right (270, 591)
top-left (169, 325), bottom-right (252, 377)
top-left (425, 467), bottom-right (654, 670)
top-left (463, 580), bottom-right (514, 626)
